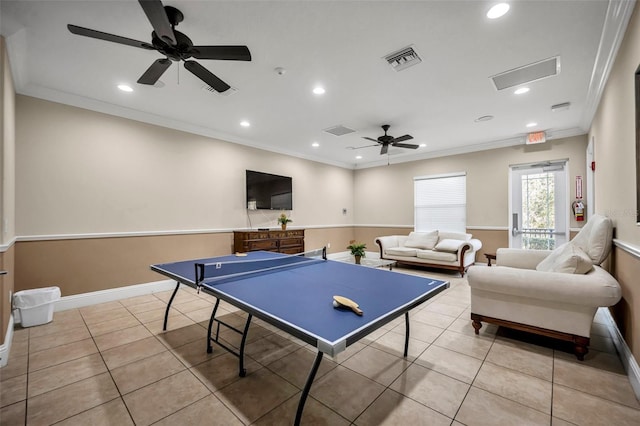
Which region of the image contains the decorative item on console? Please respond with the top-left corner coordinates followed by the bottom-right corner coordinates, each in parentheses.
top-left (277, 213), bottom-right (292, 230)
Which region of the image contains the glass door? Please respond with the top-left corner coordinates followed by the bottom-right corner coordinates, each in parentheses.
top-left (509, 161), bottom-right (568, 249)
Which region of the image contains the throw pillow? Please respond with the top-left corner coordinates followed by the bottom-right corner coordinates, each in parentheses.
top-left (403, 231), bottom-right (439, 250)
top-left (536, 243), bottom-right (593, 274)
top-left (434, 239), bottom-right (465, 253)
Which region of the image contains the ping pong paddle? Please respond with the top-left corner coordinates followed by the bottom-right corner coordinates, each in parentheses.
top-left (333, 295), bottom-right (363, 316)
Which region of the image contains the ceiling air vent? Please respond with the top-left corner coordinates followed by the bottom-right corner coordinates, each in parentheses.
top-left (384, 46), bottom-right (422, 72)
top-left (491, 56), bottom-right (560, 90)
top-left (323, 125), bottom-right (356, 136)
top-left (201, 85), bottom-right (238, 96)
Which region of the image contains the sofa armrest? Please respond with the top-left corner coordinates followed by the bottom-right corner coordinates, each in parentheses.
top-left (468, 238), bottom-right (482, 252)
top-left (496, 248), bottom-right (551, 270)
top-left (375, 236), bottom-right (401, 257)
top-left (467, 265), bottom-right (621, 307)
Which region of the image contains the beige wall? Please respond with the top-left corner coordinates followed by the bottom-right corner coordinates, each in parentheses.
top-left (589, 4), bottom-right (640, 360)
top-left (12, 97), bottom-right (590, 298)
top-left (14, 96), bottom-right (357, 296)
top-left (1, 36), bottom-right (16, 346)
top-left (354, 135), bottom-right (588, 229)
top-left (16, 96), bottom-right (355, 236)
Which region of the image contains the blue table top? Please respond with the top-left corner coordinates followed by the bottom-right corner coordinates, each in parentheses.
top-left (151, 251), bottom-right (449, 355)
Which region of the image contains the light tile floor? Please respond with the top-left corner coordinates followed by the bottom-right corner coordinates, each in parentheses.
top-left (2, 267), bottom-right (640, 425)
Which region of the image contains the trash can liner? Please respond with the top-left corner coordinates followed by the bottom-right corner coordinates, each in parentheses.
top-left (14, 287), bottom-right (61, 309)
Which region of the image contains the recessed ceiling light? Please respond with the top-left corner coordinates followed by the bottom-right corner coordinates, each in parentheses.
top-left (514, 87), bottom-right (530, 95)
top-left (240, 120), bottom-right (251, 127)
top-left (419, 143), bottom-right (427, 148)
top-left (313, 86), bottom-right (325, 95)
top-left (311, 142), bottom-right (320, 148)
top-left (355, 155), bottom-right (363, 160)
top-left (526, 122), bottom-right (538, 128)
top-left (475, 115), bottom-right (494, 122)
top-left (117, 84), bottom-right (133, 92)
top-left (487, 3), bottom-right (510, 19)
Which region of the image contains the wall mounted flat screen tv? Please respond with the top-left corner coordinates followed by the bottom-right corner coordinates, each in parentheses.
top-left (246, 170), bottom-right (293, 210)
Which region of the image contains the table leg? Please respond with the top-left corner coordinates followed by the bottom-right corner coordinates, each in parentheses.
top-left (238, 314), bottom-right (252, 377)
top-left (404, 312), bottom-right (410, 357)
top-left (207, 299), bottom-right (221, 353)
top-left (294, 351), bottom-right (324, 426)
top-left (163, 281), bottom-right (181, 331)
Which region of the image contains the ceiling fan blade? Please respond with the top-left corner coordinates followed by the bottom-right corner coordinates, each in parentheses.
top-left (137, 58), bottom-right (172, 85)
top-left (190, 46), bottom-right (252, 61)
top-left (184, 61), bottom-right (231, 92)
top-left (393, 134), bottom-right (413, 143)
top-left (362, 137), bottom-right (379, 142)
top-left (138, 0), bottom-right (176, 45)
top-left (393, 143), bottom-right (420, 149)
top-left (380, 144), bottom-right (389, 155)
top-left (348, 144), bottom-right (378, 150)
top-left (67, 24), bottom-right (155, 50)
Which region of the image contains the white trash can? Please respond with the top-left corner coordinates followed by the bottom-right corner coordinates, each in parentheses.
top-left (13, 286), bottom-right (61, 327)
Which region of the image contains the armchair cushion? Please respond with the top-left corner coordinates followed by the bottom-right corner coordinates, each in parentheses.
top-left (570, 214), bottom-right (613, 265)
top-left (535, 243), bottom-right (593, 274)
top-left (403, 230), bottom-right (438, 250)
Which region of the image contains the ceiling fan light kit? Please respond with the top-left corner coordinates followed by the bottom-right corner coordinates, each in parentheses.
top-left (68, 0), bottom-right (251, 93)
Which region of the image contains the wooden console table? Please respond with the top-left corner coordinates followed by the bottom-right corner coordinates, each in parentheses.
top-left (234, 229), bottom-right (305, 254)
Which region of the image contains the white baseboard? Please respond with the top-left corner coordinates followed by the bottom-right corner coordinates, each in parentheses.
top-left (3, 280), bottom-right (177, 368)
top-left (53, 279), bottom-right (177, 312)
top-left (0, 314), bottom-right (14, 368)
top-left (600, 307), bottom-right (640, 399)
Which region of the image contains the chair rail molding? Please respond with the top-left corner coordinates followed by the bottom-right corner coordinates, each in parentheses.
top-left (613, 239), bottom-right (640, 260)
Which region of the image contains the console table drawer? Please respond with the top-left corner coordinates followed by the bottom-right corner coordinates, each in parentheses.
top-left (247, 239), bottom-right (278, 251)
top-left (279, 238), bottom-right (304, 248)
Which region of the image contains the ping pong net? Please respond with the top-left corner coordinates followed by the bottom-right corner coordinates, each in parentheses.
top-left (194, 247), bottom-right (327, 289)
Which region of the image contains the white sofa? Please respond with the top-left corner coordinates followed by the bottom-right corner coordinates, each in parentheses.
top-left (375, 230), bottom-right (482, 276)
top-left (467, 214), bottom-right (621, 360)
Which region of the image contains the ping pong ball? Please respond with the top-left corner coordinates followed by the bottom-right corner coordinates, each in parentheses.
top-left (333, 300), bottom-right (339, 308)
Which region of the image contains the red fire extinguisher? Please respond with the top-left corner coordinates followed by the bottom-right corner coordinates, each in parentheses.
top-left (572, 200), bottom-right (585, 222)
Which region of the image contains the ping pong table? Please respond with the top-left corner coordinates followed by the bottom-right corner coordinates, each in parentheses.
top-left (151, 249), bottom-right (448, 425)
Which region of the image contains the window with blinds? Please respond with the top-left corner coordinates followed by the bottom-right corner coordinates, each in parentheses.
top-left (414, 173), bottom-right (466, 232)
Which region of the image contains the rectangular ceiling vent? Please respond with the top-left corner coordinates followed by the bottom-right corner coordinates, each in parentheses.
top-left (491, 56), bottom-right (560, 90)
top-left (384, 46), bottom-right (422, 72)
top-left (323, 125), bottom-right (356, 136)
top-left (201, 85), bottom-right (238, 96)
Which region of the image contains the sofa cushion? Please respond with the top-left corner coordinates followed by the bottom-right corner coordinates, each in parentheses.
top-left (434, 239), bottom-right (466, 253)
top-left (438, 231), bottom-right (472, 241)
top-left (386, 247), bottom-right (418, 257)
top-left (417, 250), bottom-right (457, 262)
top-left (403, 231), bottom-right (438, 250)
top-left (536, 243), bottom-right (593, 274)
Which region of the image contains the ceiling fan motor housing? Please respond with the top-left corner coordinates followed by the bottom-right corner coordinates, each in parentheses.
top-left (152, 30), bottom-right (194, 61)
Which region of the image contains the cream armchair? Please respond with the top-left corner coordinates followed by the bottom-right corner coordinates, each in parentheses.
top-left (467, 215), bottom-right (621, 360)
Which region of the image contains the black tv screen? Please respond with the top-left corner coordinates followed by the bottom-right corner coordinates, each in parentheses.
top-left (246, 170), bottom-right (293, 210)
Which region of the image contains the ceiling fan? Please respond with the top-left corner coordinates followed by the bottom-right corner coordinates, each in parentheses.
top-left (360, 125), bottom-right (419, 155)
top-left (67, 0), bottom-right (251, 92)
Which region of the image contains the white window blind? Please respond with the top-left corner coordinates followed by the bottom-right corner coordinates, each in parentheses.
top-left (414, 173), bottom-right (466, 232)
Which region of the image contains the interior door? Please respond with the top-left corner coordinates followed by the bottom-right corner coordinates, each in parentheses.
top-left (509, 161), bottom-right (568, 249)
